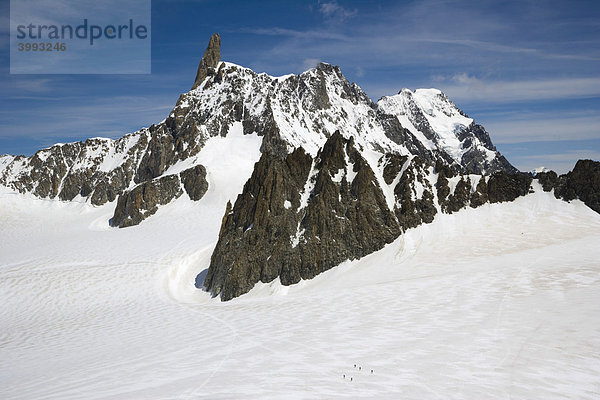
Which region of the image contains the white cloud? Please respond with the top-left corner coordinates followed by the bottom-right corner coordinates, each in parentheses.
top-left (240, 27), bottom-right (349, 41)
top-left (240, 0), bottom-right (599, 84)
top-left (302, 58), bottom-right (321, 70)
top-left (318, 1), bottom-right (357, 21)
top-left (10, 78), bottom-right (55, 93)
top-left (0, 95), bottom-right (174, 142)
top-left (355, 66), bottom-right (365, 78)
top-left (439, 76), bottom-right (600, 104)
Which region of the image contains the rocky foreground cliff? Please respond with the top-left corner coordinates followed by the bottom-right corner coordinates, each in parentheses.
top-left (1, 34), bottom-right (598, 300)
top-left (202, 130), bottom-right (539, 300)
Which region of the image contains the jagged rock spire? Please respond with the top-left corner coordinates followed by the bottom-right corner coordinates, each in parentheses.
top-left (192, 33), bottom-right (221, 90)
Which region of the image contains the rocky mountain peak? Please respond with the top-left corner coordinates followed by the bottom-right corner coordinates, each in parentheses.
top-left (192, 33), bottom-right (221, 90)
top-left (2, 34), bottom-right (598, 302)
top-left (0, 33), bottom-right (523, 234)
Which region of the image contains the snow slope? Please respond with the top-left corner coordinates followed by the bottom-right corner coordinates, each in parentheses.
top-left (1, 183), bottom-right (599, 399)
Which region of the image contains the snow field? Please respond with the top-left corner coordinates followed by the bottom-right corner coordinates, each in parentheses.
top-left (1, 179), bottom-right (599, 399)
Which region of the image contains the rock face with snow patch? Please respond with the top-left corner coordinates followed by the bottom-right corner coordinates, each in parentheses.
top-left (378, 89), bottom-right (516, 175)
top-left (203, 132), bottom-right (401, 300)
top-left (0, 34), bottom-right (517, 229)
top-left (5, 34), bottom-right (590, 301)
top-left (203, 132), bottom-right (533, 300)
top-left (192, 33), bottom-right (221, 90)
top-left (111, 165), bottom-right (208, 228)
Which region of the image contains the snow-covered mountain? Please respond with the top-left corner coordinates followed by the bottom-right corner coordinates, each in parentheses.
top-left (1, 34), bottom-right (598, 302)
top-left (0, 34), bottom-right (513, 219)
top-left (2, 34), bottom-right (600, 399)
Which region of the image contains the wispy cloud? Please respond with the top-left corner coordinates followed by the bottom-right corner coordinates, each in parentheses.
top-left (484, 112), bottom-right (600, 144)
top-left (9, 78), bottom-right (56, 93)
top-left (239, 27), bottom-right (349, 41)
top-left (240, 0), bottom-right (599, 85)
top-left (415, 37), bottom-right (600, 62)
top-left (438, 75), bottom-right (600, 103)
top-left (0, 95), bottom-right (174, 143)
top-left (318, 1), bottom-right (357, 21)
top-left (302, 58), bottom-right (321, 70)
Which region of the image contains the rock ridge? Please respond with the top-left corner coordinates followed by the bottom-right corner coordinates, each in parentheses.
top-left (202, 131), bottom-right (535, 301)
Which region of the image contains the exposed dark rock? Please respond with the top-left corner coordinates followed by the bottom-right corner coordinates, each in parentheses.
top-left (180, 165), bottom-right (208, 201)
top-left (435, 159), bottom-right (455, 179)
top-left (399, 90), bottom-right (437, 142)
top-left (458, 123), bottom-right (495, 150)
top-left (535, 171), bottom-right (558, 192)
top-left (470, 177), bottom-right (488, 207)
top-left (382, 153), bottom-right (408, 185)
top-left (435, 160), bottom-right (454, 211)
top-left (554, 159), bottom-right (600, 213)
top-left (447, 177), bottom-right (471, 213)
top-left (302, 64), bottom-right (333, 111)
top-left (203, 132), bottom-right (401, 300)
top-left (379, 113), bottom-right (435, 164)
top-left (202, 147), bottom-right (311, 299)
top-left (257, 100), bottom-right (290, 158)
top-left (394, 158), bottom-right (437, 229)
top-left (134, 129), bottom-right (175, 183)
top-left (111, 175), bottom-right (183, 228)
top-left (192, 33), bottom-right (221, 90)
top-left (458, 123), bottom-right (518, 175)
top-left (487, 172), bottom-right (532, 203)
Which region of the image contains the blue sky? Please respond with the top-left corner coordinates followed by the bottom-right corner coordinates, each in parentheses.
top-left (1, 0), bottom-right (599, 173)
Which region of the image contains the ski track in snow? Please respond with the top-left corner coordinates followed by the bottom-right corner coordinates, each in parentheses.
top-left (1, 183), bottom-right (600, 399)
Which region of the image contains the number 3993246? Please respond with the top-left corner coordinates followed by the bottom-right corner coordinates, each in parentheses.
top-left (18, 42), bottom-right (66, 51)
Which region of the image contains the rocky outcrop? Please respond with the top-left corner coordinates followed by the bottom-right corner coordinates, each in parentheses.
top-left (111, 165), bottom-right (208, 228)
top-left (447, 177), bottom-right (471, 213)
top-left (203, 132), bottom-right (401, 300)
top-left (554, 160), bottom-right (600, 213)
top-left (0, 136), bottom-right (149, 206)
top-left (470, 177), bottom-right (488, 207)
top-left (394, 157), bottom-right (437, 229)
top-left (192, 33), bottom-right (221, 90)
top-left (382, 153), bottom-right (408, 184)
top-left (535, 160), bottom-right (600, 214)
top-left (536, 171), bottom-right (558, 192)
top-left (487, 171), bottom-right (533, 203)
top-left (180, 165), bottom-right (208, 201)
top-left (377, 89), bottom-right (517, 175)
top-left (201, 131), bottom-right (530, 300)
top-left (111, 175), bottom-right (183, 228)
top-left (435, 161), bottom-right (454, 211)
top-left (459, 123), bottom-right (518, 175)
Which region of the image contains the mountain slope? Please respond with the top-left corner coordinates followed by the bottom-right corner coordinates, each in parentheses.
top-left (203, 130), bottom-right (532, 300)
top-left (378, 88), bottom-right (515, 174)
top-left (0, 34), bottom-right (517, 229)
top-left (7, 33), bottom-right (595, 301)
